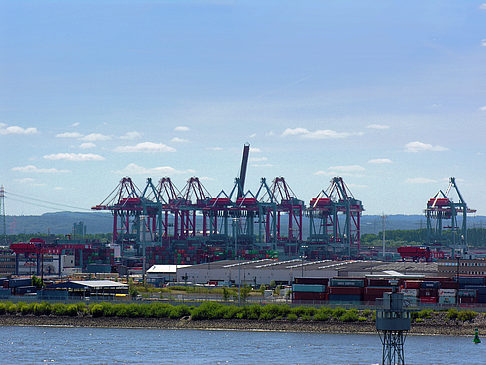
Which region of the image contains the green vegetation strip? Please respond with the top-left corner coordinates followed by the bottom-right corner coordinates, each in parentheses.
top-left (0, 302), bottom-right (480, 323)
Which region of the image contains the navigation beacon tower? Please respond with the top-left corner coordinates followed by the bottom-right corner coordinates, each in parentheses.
top-left (376, 284), bottom-right (411, 365)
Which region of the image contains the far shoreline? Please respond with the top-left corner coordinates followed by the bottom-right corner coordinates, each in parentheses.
top-left (0, 315), bottom-right (482, 337)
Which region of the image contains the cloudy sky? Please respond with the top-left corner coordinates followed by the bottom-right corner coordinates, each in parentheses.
top-left (1, 0), bottom-right (485, 216)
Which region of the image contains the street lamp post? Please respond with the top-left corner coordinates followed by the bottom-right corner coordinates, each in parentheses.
top-left (301, 244), bottom-right (308, 277)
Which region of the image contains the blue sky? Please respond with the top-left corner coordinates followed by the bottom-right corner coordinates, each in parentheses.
top-left (1, 0), bottom-right (485, 216)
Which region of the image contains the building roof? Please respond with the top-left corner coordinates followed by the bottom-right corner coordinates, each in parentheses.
top-left (147, 265), bottom-right (191, 274)
top-left (184, 259), bottom-right (438, 276)
top-left (49, 280), bottom-right (128, 290)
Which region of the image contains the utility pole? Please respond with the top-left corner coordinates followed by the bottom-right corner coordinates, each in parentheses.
top-left (382, 213), bottom-right (386, 259)
top-left (0, 186), bottom-right (7, 245)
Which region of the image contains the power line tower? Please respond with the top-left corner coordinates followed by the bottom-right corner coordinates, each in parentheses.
top-left (0, 185), bottom-right (6, 245)
top-left (376, 284), bottom-right (411, 365)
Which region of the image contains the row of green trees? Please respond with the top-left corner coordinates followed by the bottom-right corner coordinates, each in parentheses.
top-left (3, 233), bottom-right (113, 245)
top-left (0, 301), bottom-right (479, 323)
top-left (362, 228), bottom-right (486, 248)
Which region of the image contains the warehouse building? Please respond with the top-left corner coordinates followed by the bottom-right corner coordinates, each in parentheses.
top-left (176, 259), bottom-right (439, 286)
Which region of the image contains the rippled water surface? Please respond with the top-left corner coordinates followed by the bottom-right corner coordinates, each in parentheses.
top-left (0, 326), bottom-right (485, 364)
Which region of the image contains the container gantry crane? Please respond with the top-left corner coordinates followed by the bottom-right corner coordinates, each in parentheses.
top-left (425, 177), bottom-right (476, 253)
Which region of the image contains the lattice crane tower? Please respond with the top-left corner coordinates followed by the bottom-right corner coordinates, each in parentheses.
top-left (376, 284), bottom-right (411, 365)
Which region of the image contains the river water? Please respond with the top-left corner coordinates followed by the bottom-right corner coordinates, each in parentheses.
top-left (0, 326), bottom-right (484, 364)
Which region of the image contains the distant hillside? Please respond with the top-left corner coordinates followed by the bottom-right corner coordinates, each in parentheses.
top-left (4, 212), bottom-right (486, 236)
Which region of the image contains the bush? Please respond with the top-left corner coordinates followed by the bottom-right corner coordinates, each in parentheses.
top-left (314, 308), bottom-right (332, 321)
top-left (446, 308), bottom-right (459, 321)
top-left (357, 316), bottom-right (367, 322)
top-left (287, 313), bottom-right (298, 321)
top-left (0, 302), bottom-right (7, 315)
top-left (90, 304), bottom-right (104, 317)
top-left (259, 304), bottom-right (290, 320)
top-left (457, 310), bottom-right (477, 322)
top-left (191, 302), bottom-right (226, 320)
top-left (339, 309), bottom-right (358, 322)
top-left (33, 302), bottom-right (51, 316)
top-left (169, 304), bottom-right (190, 319)
top-left (332, 307), bottom-right (346, 319)
top-left (151, 303), bottom-right (174, 318)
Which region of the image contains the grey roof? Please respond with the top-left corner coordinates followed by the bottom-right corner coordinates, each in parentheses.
top-left (49, 280), bottom-right (128, 290)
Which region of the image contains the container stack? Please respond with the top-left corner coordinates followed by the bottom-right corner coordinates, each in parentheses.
top-left (363, 278), bottom-right (393, 303)
top-left (328, 278), bottom-right (364, 303)
top-left (419, 281), bottom-right (440, 304)
top-left (292, 277), bottom-right (328, 302)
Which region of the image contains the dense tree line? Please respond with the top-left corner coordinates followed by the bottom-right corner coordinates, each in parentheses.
top-left (362, 228), bottom-right (486, 248)
top-left (2, 233), bottom-right (113, 245)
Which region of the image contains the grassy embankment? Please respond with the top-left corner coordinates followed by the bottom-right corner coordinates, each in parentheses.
top-left (0, 301), bottom-right (480, 324)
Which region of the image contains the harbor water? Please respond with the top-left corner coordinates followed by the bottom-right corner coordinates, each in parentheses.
top-left (0, 326), bottom-right (484, 364)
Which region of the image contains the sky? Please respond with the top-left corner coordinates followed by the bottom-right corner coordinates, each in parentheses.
top-left (1, 0), bottom-right (485, 216)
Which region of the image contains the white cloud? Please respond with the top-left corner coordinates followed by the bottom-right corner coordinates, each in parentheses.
top-left (252, 163), bottom-right (273, 168)
top-left (481, 39), bottom-right (486, 47)
top-left (12, 165), bottom-right (70, 173)
top-left (114, 142), bottom-right (176, 153)
top-left (368, 158), bottom-right (392, 164)
top-left (43, 153), bottom-right (105, 161)
top-left (15, 177), bottom-right (35, 184)
top-left (114, 163), bottom-right (195, 175)
top-left (282, 127), bottom-right (358, 139)
top-left (405, 141), bottom-right (448, 153)
top-left (71, 122), bottom-right (80, 127)
top-left (406, 177), bottom-right (437, 184)
top-left (266, 131), bottom-right (275, 137)
top-left (120, 131), bottom-right (142, 140)
top-left (480, 3), bottom-right (486, 10)
top-left (346, 183), bottom-right (368, 189)
top-left (54, 186), bottom-right (63, 190)
top-left (480, 106), bottom-right (486, 111)
top-left (80, 133), bottom-right (111, 142)
top-left (56, 132), bottom-right (82, 138)
top-left (315, 165), bottom-right (365, 177)
top-left (174, 126), bottom-right (190, 132)
top-left (250, 147), bottom-right (261, 153)
top-left (199, 176), bottom-right (215, 181)
top-left (282, 127), bottom-right (309, 136)
top-left (366, 124), bottom-right (390, 130)
top-left (0, 123), bottom-right (38, 135)
top-left (207, 147), bottom-right (223, 151)
top-left (14, 177), bottom-right (46, 186)
top-left (79, 142), bottom-right (96, 149)
top-left (250, 157), bottom-right (268, 162)
top-left (249, 133), bottom-right (257, 138)
top-left (171, 137), bottom-right (189, 143)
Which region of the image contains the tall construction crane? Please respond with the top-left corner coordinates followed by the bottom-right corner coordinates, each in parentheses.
top-left (425, 177), bottom-right (476, 253)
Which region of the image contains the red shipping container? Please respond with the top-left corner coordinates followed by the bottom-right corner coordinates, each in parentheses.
top-left (420, 296), bottom-right (438, 303)
top-left (405, 281), bottom-right (422, 289)
top-left (366, 279), bottom-right (392, 287)
top-left (294, 277), bottom-right (329, 285)
top-left (459, 297), bottom-right (476, 304)
top-left (419, 288), bottom-right (438, 297)
top-left (440, 281), bottom-right (459, 289)
top-left (365, 287), bottom-right (393, 296)
top-left (293, 292), bottom-right (326, 301)
top-left (329, 287), bottom-right (363, 295)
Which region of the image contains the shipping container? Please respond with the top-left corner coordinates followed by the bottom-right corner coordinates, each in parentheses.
top-left (366, 278), bottom-right (393, 287)
top-left (329, 286), bottom-right (363, 295)
top-left (419, 296), bottom-right (438, 303)
top-left (292, 284), bottom-right (326, 293)
top-left (294, 277), bottom-right (328, 285)
top-left (477, 295), bottom-right (486, 304)
top-left (458, 297), bottom-right (476, 304)
top-left (404, 280), bottom-right (422, 289)
top-left (438, 289), bottom-right (457, 296)
top-left (440, 281), bottom-right (459, 289)
top-left (458, 289), bottom-right (477, 297)
top-left (330, 278), bottom-right (365, 288)
top-left (464, 286), bottom-right (486, 295)
top-left (438, 296), bottom-right (455, 304)
top-left (9, 278), bottom-right (32, 288)
top-left (421, 281), bottom-right (440, 289)
top-left (419, 288), bottom-right (439, 297)
top-left (293, 292), bottom-right (326, 301)
top-left (400, 288), bottom-right (419, 297)
top-left (458, 276), bottom-right (485, 287)
top-left (328, 294), bottom-right (362, 302)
